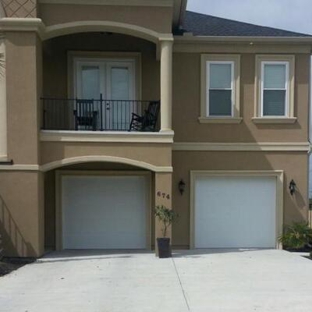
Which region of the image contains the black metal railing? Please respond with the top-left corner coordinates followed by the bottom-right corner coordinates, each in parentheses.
top-left (41, 97), bottom-right (160, 132)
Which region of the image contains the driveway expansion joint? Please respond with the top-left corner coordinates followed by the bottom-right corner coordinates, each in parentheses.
top-left (172, 257), bottom-right (191, 311)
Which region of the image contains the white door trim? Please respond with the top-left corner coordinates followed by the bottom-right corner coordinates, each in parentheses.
top-left (55, 170), bottom-right (152, 250)
top-left (190, 170), bottom-right (284, 249)
top-left (73, 56), bottom-right (137, 100)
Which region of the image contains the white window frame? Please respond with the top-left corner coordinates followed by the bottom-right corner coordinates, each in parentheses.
top-left (200, 54), bottom-right (242, 124)
top-left (206, 61), bottom-right (235, 117)
top-left (254, 55), bottom-right (296, 124)
top-left (260, 61), bottom-right (289, 117)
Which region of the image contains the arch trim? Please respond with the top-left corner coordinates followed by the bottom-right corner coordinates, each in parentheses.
top-left (42, 20), bottom-right (173, 43)
top-left (40, 156), bottom-right (173, 172)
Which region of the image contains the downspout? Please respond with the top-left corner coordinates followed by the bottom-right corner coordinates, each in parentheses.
top-left (309, 53), bottom-right (312, 224)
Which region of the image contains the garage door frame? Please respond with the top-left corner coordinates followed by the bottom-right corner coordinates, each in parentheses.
top-left (190, 170), bottom-right (284, 249)
top-left (55, 170), bottom-right (152, 250)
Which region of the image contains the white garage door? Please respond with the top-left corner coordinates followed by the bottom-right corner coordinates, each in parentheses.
top-left (61, 175), bottom-right (148, 249)
top-left (194, 175), bottom-right (277, 248)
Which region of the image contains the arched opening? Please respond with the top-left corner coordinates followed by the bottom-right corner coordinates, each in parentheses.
top-left (41, 29), bottom-right (161, 132)
top-left (44, 161), bottom-right (156, 252)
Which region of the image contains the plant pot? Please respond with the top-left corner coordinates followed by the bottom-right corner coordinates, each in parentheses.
top-left (157, 238), bottom-right (171, 258)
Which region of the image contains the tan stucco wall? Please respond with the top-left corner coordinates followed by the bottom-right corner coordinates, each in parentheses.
top-left (42, 33), bottom-right (160, 100)
top-left (0, 171), bottom-right (44, 257)
top-left (172, 151), bottom-right (309, 248)
top-left (172, 53), bottom-right (310, 143)
top-left (154, 172), bottom-right (172, 254)
top-left (6, 31), bottom-right (42, 165)
top-left (40, 142), bottom-right (172, 167)
top-left (38, 4), bottom-right (172, 33)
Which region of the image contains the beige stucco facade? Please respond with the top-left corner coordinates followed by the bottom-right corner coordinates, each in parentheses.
top-left (0, 0), bottom-right (311, 257)
top-left (39, 3), bottom-right (173, 33)
top-left (173, 52), bottom-right (310, 143)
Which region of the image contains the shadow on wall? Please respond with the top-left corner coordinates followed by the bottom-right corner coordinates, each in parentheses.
top-left (0, 196), bottom-right (36, 257)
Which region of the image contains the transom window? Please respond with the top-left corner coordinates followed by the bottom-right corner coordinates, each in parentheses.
top-left (261, 62), bottom-right (289, 117)
top-left (207, 61), bottom-right (234, 117)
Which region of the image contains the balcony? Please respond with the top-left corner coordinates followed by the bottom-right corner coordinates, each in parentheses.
top-left (41, 97), bottom-right (160, 132)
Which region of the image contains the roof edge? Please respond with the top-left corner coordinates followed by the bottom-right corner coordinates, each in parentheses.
top-left (174, 35), bottom-right (312, 44)
top-left (173, 0), bottom-right (187, 28)
top-left (183, 11), bottom-right (312, 38)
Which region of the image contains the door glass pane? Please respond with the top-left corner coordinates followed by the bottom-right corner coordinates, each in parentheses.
top-left (209, 90), bottom-right (232, 116)
top-left (264, 64), bottom-right (286, 89)
top-left (209, 64), bottom-right (232, 89)
top-left (81, 66), bottom-right (100, 99)
top-left (110, 66), bottom-right (131, 130)
top-left (263, 90), bottom-right (286, 116)
top-left (111, 67), bottom-right (130, 100)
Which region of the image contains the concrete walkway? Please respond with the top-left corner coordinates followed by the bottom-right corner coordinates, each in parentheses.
top-left (0, 249), bottom-right (311, 312)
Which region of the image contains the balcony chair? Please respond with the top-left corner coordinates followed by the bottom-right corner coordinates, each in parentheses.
top-left (73, 99), bottom-right (98, 131)
top-left (129, 101), bottom-right (160, 132)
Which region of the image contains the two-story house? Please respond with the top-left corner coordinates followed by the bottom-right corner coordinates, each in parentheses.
top-left (0, 0), bottom-right (311, 257)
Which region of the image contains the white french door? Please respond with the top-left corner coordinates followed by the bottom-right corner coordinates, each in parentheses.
top-left (75, 58), bottom-right (135, 130)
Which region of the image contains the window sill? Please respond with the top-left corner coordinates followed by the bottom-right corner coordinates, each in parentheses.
top-left (252, 117), bottom-right (297, 124)
top-left (198, 117), bottom-right (243, 124)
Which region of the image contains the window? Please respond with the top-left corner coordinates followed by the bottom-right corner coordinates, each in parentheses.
top-left (254, 55), bottom-right (296, 124)
top-left (208, 62), bottom-right (233, 116)
top-left (200, 55), bottom-right (241, 123)
top-left (261, 62), bottom-right (288, 116)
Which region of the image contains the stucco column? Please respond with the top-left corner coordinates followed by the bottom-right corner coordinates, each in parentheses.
top-left (154, 172), bottom-right (172, 254)
top-left (0, 171), bottom-right (44, 257)
top-left (160, 40), bottom-right (173, 132)
top-left (0, 37), bottom-right (7, 160)
top-left (6, 31), bottom-right (42, 165)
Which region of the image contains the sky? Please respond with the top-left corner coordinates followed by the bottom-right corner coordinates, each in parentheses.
top-left (187, 0), bottom-right (312, 35)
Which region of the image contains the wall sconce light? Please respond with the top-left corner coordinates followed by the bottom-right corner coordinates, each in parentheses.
top-left (289, 179), bottom-right (296, 195)
top-left (178, 179), bottom-right (186, 195)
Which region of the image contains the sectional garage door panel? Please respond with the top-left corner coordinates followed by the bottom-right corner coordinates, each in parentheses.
top-left (194, 176), bottom-right (277, 249)
top-left (62, 175), bottom-right (148, 249)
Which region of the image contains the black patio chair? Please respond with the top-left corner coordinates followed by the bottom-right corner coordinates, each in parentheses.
top-left (128, 101), bottom-right (160, 132)
top-left (73, 99), bottom-right (98, 131)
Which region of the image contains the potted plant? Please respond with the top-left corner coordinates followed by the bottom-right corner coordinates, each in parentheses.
top-left (155, 198), bottom-right (178, 258)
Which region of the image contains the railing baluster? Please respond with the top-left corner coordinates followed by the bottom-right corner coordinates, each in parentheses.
top-left (40, 97), bottom-right (160, 132)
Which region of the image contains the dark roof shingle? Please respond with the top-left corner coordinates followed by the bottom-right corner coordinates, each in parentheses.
top-left (180, 11), bottom-right (312, 37)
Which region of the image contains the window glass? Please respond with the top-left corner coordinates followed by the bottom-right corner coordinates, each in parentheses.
top-left (263, 64), bottom-right (286, 89)
top-left (208, 62), bottom-right (233, 116)
top-left (262, 63), bottom-right (287, 116)
top-left (209, 90), bottom-right (232, 116)
top-left (209, 64), bottom-right (232, 89)
top-left (263, 90), bottom-right (286, 116)
top-left (81, 66), bottom-right (100, 99)
top-left (111, 67), bottom-right (130, 100)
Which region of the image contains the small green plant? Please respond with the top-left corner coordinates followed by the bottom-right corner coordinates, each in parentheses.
top-left (155, 205), bottom-right (178, 238)
top-left (278, 222), bottom-right (312, 249)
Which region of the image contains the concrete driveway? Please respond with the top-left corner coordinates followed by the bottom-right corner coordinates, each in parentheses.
top-left (0, 249), bottom-right (311, 312)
